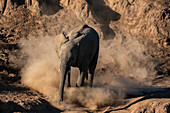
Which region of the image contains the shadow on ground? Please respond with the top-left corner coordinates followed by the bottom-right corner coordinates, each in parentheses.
top-left (86, 0), bottom-right (121, 40)
top-left (0, 99), bottom-right (62, 112)
top-left (107, 87), bottom-right (170, 112)
top-left (0, 77), bottom-right (62, 112)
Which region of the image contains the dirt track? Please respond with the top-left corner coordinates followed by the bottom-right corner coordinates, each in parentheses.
top-left (0, 0), bottom-right (170, 112)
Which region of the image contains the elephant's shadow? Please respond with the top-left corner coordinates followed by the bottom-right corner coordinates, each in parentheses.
top-left (86, 0), bottom-right (121, 40)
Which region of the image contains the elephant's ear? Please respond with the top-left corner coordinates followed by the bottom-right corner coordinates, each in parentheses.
top-left (54, 32), bottom-right (69, 55)
top-left (73, 34), bottom-right (86, 44)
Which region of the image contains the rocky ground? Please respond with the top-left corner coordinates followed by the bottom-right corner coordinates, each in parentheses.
top-left (0, 0), bottom-right (169, 112)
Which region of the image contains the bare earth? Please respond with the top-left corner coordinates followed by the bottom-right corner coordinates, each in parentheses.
top-left (0, 0), bottom-right (169, 112)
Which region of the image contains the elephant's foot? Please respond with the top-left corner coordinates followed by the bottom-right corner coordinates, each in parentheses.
top-left (67, 84), bottom-right (71, 87)
top-left (76, 83), bottom-right (79, 87)
top-left (76, 82), bottom-right (85, 87)
top-left (76, 83), bottom-right (82, 87)
top-left (76, 83), bottom-right (83, 87)
top-left (59, 95), bottom-right (63, 101)
top-left (86, 81), bottom-right (91, 87)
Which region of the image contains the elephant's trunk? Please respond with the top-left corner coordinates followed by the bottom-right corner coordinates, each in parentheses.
top-left (59, 61), bottom-right (70, 101)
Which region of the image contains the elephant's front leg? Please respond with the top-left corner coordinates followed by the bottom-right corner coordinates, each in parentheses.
top-left (76, 69), bottom-right (87, 87)
top-left (88, 66), bottom-right (95, 87)
top-left (88, 73), bottom-right (94, 87)
top-left (67, 69), bottom-right (71, 87)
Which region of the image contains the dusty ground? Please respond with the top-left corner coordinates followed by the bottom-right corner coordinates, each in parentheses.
top-left (0, 0), bottom-right (170, 112)
top-left (0, 65), bottom-right (169, 112)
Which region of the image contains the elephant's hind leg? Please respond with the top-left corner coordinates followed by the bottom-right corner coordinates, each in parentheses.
top-left (76, 69), bottom-right (87, 87)
top-left (88, 51), bottom-right (99, 87)
top-left (88, 68), bottom-right (94, 87)
top-left (67, 69), bottom-right (71, 87)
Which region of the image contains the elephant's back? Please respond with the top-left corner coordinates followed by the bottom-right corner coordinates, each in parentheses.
top-left (79, 25), bottom-right (99, 44)
top-left (67, 24), bottom-right (89, 40)
top-left (77, 27), bottom-right (99, 67)
top-left (67, 24), bottom-right (99, 41)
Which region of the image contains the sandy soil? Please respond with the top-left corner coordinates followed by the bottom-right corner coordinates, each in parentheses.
top-left (0, 66), bottom-right (169, 112)
top-left (0, 0), bottom-right (169, 112)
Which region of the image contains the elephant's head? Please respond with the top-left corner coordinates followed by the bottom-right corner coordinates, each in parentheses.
top-left (54, 32), bottom-right (68, 56)
top-left (58, 34), bottom-right (86, 101)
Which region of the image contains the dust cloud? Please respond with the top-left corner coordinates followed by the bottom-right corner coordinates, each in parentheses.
top-left (113, 37), bottom-right (155, 82)
top-left (19, 36), bottom-right (60, 98)
top-left (16, 34), bottom-right (156, 109)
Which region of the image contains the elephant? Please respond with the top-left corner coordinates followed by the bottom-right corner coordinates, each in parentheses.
top-left (56, 24), bottom-right (99, 101)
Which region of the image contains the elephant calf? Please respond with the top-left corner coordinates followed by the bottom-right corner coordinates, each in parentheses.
top-left (56, 24), bottom-right (99, 101)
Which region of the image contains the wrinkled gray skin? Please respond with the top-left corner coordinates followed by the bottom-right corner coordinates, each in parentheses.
top-left (58, 24), bottom-right (99, 101)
